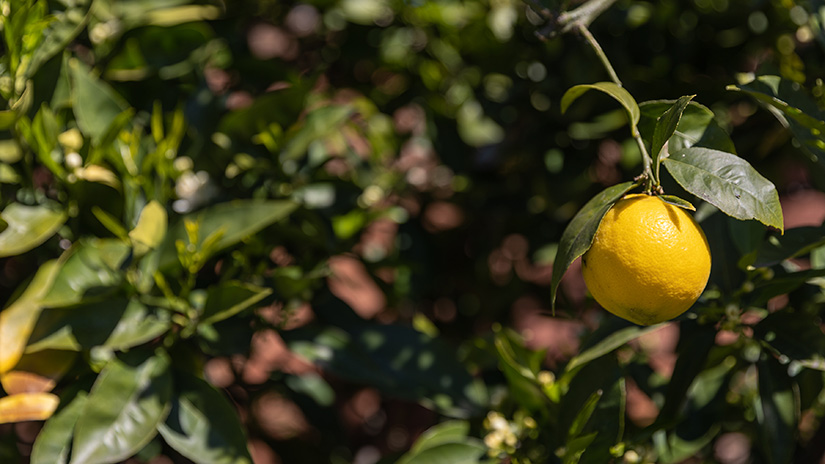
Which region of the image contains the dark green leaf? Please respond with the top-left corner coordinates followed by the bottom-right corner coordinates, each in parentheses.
top-left (656, 321), bottom-right (716, 425)
top-left (0, 203), bottom-right (67, 258)
top-left (663, 148), bottom-right (783, 231)
top-left (754, 310), bottom-right (825, 363)
top-left (566, 324), bottom-right (665, 372)
top-left (639, 100), bottom-right (735, 154)
top-left (27, 298), bottom-right (169, 353)
top-left (751, 225), bottom-right (825, 268)
top-left (27, 1), bottom-right (92, 78)
top-left (201, 281), bottom-right (272, 326)
top-left (651, 95), bottom-right (694, 165)
top-left (157, 372), bottom-right (252, 464)
top-left (561, 83), bottom-right (640, 135)
top-left (285, 321), bottom-right (488, 418)
top-left (568, 390), bottom-right (602, 439)
top-left (284, 373), bottom-right (335, 407)
top-left (728, 76), bottom-right (825, 168)
top-left (748, 268), bottom-right (825, 306)
top-left (656, 194), bottom-right (695, 211)
top-left (755, 358), bottom-right (797, 464)
top-left (69, 59), bottom-right (129, 143)
top-left (551, 181), bottom-right (637, 309)
top-left (70, 350), bottom-right (172, 464)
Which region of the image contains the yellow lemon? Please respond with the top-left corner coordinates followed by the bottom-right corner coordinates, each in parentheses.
top-left (581, 194), bottom-right (711, 325)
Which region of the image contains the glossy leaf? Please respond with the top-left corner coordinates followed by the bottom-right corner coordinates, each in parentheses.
top-left (755, 358), bottom-right (796, 464)
top-left (41, 239), bottom-right (131, 308)
top-left (408, 421), bottom-right (470, 455)
top-left (30, 391), bottom-right (89, 464)
top-left (663, 148), bottom-right (783, 231)
top-left (69, 59), bottom-right (129, 143)
top-left (0, 392), bottom-right (60, 423)
top-left (651, 95), bottom-right (694, 164)
top-left (0, 203), bottom-right (67, 257)
top-left (157, 372), bottom-right (252, 464)
top-left (201, 281), bottom-right (272, 326)
top-left (551, 181), bottom-right (638, 309)
top-left (26, 298), bottom-right (170, 353)
top-left (0, 260), bottom-right (62, 375)
top-left (728, 76), bottom-right (825, 168)
top-left (561, 83), bottom-right (640, 135)
top-left (152, 199), bottom-right (298, 270)
top-left (70, 351), bottom-right (173, 464)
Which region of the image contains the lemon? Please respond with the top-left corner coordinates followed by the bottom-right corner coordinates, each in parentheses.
top-left (581, 194), bottom-right (711, 325)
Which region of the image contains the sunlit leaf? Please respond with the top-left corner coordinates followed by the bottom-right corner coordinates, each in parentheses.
top-left (0, 203), bottom-right (67, 257)
top-left (397, 441), bottom-right (486, 464)
top-left (663, 148), bottom-right (783, 231)
top-left (651, 95), bottom-right (694, 164)
top-left (30, 391), bottom-right (89, 464)
top-left (561, 83), bottom-right (640, 135)
top-left (0, 392), bottom-right (59, 424)
top-left (129, 200), bottom-right (168, 257)
top-left (70, 350), bottom-right (172, 464)
top-left (566, 323), bottom-right (665, 372)
top-left (69, 59), bottom-right (129, 143)
top-left (0, 350), bottom-right (76, 394)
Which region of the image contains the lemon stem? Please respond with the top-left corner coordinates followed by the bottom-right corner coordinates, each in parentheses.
top-left (576, 22), bottom-right (657, 192)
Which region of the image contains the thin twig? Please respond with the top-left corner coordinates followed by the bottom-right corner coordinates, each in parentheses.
top-left (576, 23), bottom-right (622, 88)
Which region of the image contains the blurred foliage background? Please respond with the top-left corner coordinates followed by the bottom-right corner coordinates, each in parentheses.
top-left (3, 0), bottom-right (825, 463)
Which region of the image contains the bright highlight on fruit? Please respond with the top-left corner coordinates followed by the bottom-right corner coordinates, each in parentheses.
top-left (581, 194), bottom-right (711, 325)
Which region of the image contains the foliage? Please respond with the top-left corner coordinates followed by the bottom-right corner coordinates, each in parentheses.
top-left (2, 0), bottom-right (825, 463)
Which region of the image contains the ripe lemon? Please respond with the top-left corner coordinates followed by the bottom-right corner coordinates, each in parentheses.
top-left (581, 193), bottom-right (711, 325)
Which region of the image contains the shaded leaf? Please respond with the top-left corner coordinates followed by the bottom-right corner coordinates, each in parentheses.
top-left (566, 323), bottom-right (665, 372)
top-left (0, 203), bottom-right (67, 258)
top-left (0, 350), bottom-right (77, 394)
top-left (408, 421), bottom-right (470, 455)
top-left (41, 239), bottom-right (131, 308)
top-left (755, 358), bottom-right (796, 464)
top-left (561, 83), bottom-right (640, 135)
top-left (70, 350), bottom-right (172, 464)
top-left (69, 59), bottom-right (129, 143)
top-left (754, 310), bottom-right (825, 363)
top-left (201, 281), bottom-right (272, 326)
top-left (751, 225), bottom-right (825, 268)
top-left (157, 372), bottom-right (252, 464)
top-left (30, 391), bottom-right (88, 464)
top-left (551, 181), bottom-right (638, 309)
top-left (651, 95), bottom-right (695, 164)
top-left (656, 194), bottom-right (695, 211)
top-left (397, 441), bottom-right (486, 464)
top-left (663, 148), bottom-right (783, 231)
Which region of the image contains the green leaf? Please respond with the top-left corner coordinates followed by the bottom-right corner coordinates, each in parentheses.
top-left (568, 390), bottom-right (602, 439)
top-left (656, 321), bottom-right (716, 425)
top-left (0, 203), bottom-right (67, 257)
top-left (157, 372), bottom-right (252, 464)
top-left (755, 358), bottom-right (797, 464)
top-left (408, 421), bottom-right (470, 455)
top-left (551, 181), bottom-right (638, 309)
top-left (651, 95), bottom-right (695, 165)
top-left (26, 298), bottom-right (170, 353)
top-left (397, 441), bottom-right (486, 464)
top-left (639, 100), bottom-right (735, 154)
top-left (663, 148), bottom-right (783, 231)
top-left (32, 105), bottom-right (67, 179)
top-left (754, 310), bottom-right (825, 363)
top-left (748, 268), bottom-right (825, 306)
top-left (728, 76), bottom-right (825, 169)
top-left (30, 391), bottom-right (89, 464)
top-left (70, 350), bottom-right (172, 464)
top-left (41, 239), bottom-right (131, 308)
top-left (152, 199), bottom-right (298, 270)
top-left (0, 111), bottom-right (16, 130)
top-left (656, 195), bottom-right (695, 211)
top-left (27, 1), bottom-right (92, 78)
top-left (201, 281), bottom-right (272, 326)
top-left (68, 59), bottom-right (129, 143)
top-left (284, 319), bottom-right (487, 418)
top-left (129, 200), bottom-right (167, 257)
top-left (751, 225), bottom-right (825, 268)
top-left (565, 323), bottom-right (665, 372)
top-left (561, 83), bottom-right (640, 135)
